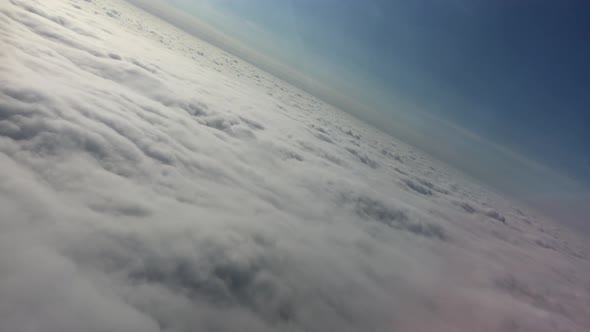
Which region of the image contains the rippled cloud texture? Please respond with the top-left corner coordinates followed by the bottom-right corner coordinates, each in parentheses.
top-left (1, 1), bottom-right (589, 332)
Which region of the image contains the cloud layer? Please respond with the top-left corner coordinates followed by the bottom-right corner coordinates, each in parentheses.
top-left (0, 1), bottom-right (589, 331)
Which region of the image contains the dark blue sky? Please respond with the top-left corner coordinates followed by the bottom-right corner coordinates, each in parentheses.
top-left (175, 0), bottom-right (590, 190)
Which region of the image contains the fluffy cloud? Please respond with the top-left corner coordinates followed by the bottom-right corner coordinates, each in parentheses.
top-left (0, 1), bottom-right (588, 331)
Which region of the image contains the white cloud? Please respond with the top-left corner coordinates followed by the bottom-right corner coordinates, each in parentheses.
top-left (0, 0), bottom-right (588, 331)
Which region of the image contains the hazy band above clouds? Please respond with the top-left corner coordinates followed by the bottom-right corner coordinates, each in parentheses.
top-left (128, 0), bottom-right (589, 231)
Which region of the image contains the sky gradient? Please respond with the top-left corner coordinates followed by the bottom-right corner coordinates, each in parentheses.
top-left (160, 0), bottom-right (589, 224)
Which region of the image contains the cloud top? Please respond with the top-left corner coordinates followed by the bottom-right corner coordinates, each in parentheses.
top-left (0, 1), bottom-right (588, 331)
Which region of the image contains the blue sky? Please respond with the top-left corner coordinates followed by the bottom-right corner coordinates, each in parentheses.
top-left (166, 0), bottom-right (589, 210)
